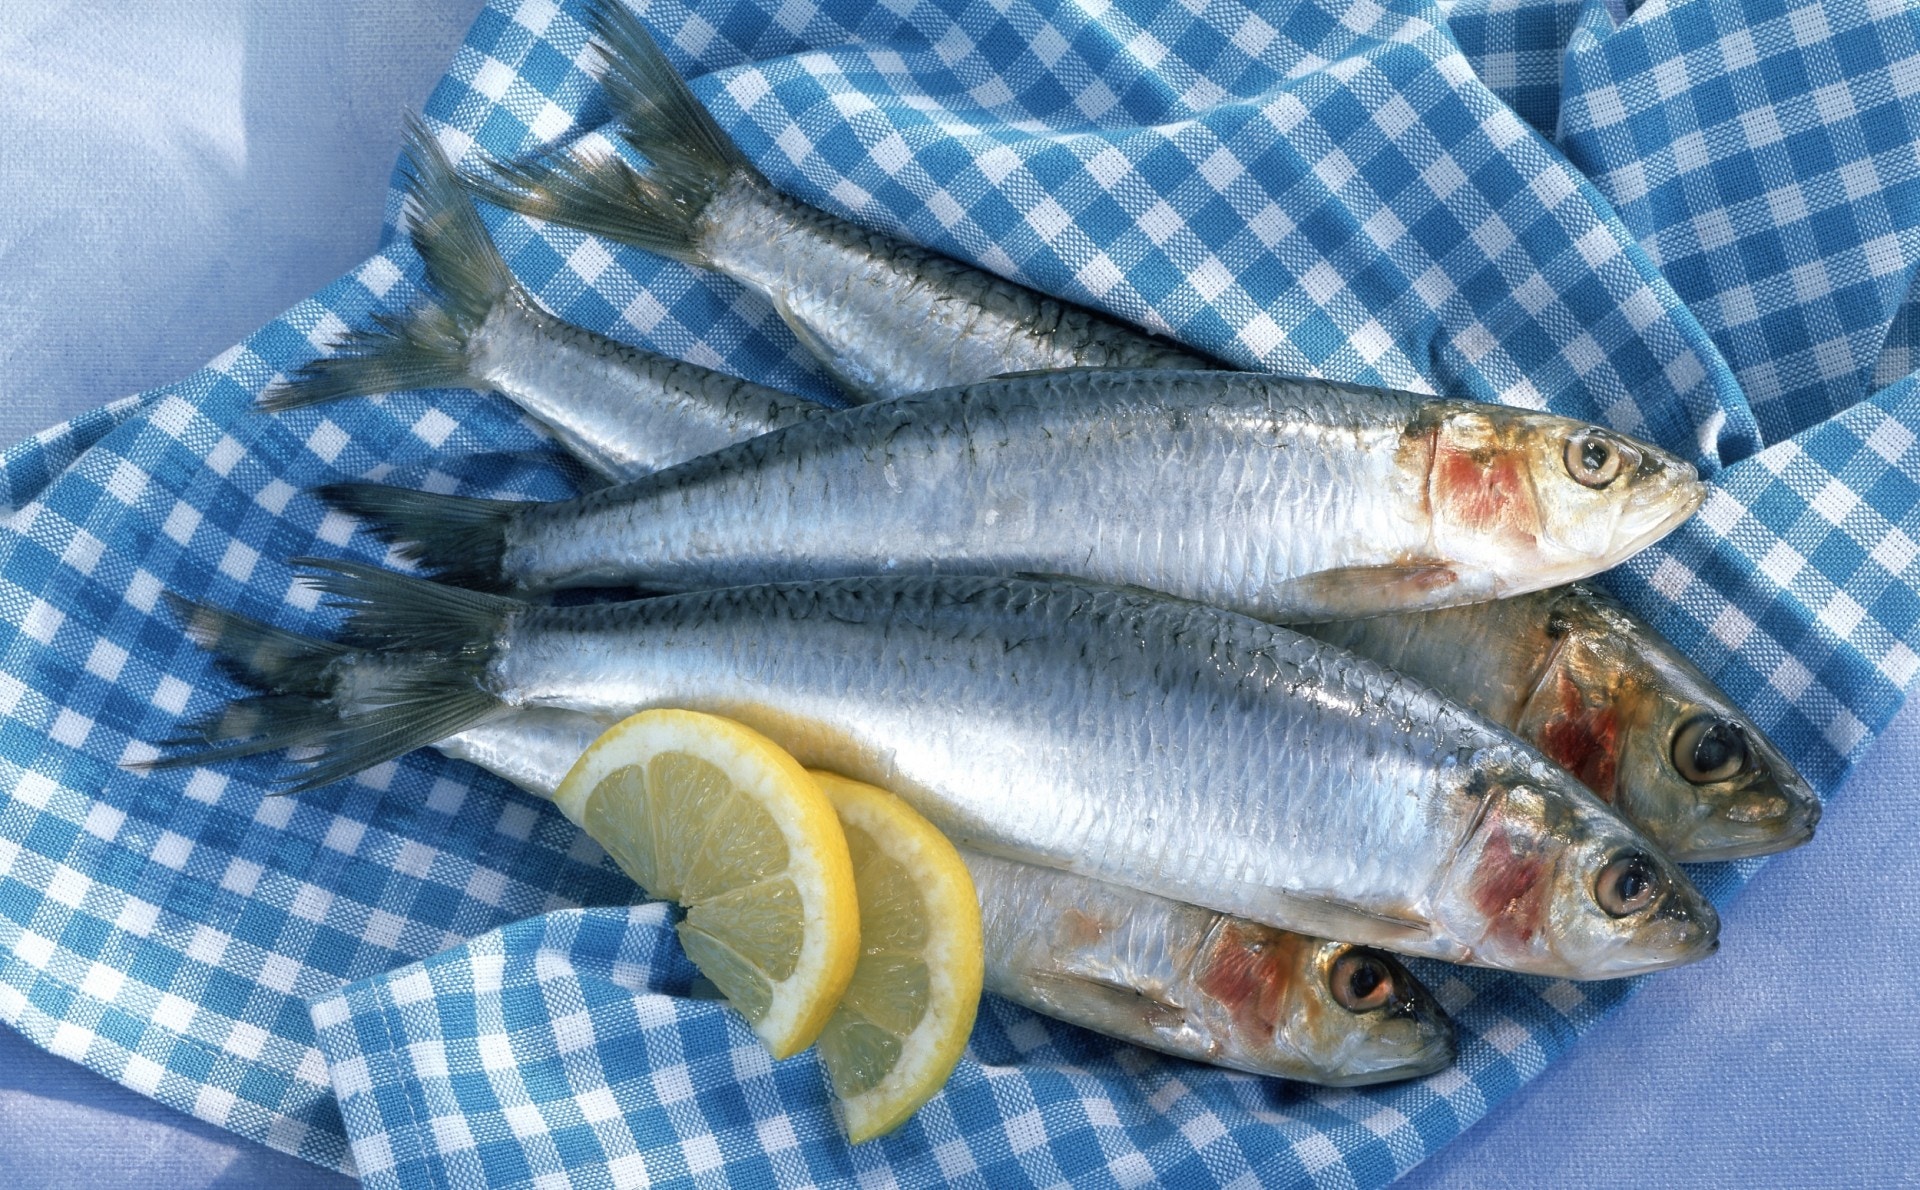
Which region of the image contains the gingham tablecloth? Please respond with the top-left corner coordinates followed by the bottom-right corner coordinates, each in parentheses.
top-left (5, 0), bottom-right (1920, 1186)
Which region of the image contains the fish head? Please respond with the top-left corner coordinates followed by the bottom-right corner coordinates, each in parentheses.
top-left (1193, 922), bottom-right (1454, 1085)
top-left (1433, 754), bottom-right (1719, 979)
top-left (1516, 587), bottom-right (1821, 862)
top-left (1423, 406), bottom-right (1706, 591)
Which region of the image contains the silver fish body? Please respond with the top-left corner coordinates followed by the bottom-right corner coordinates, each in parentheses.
top-left (963, 851), bottom-right (1454, 1084)
top-left (310, 566), bottom-right (1715, 979)
top-left (1306, 584), bottom-right (1821, 861)
top-left (438, 709), bottom-right (1454, 1084)
top-left (335, 370), bottom-right (1705, 622)
top-left (692, 179), bottom-right (1204, 399)
top-left (471, 1), bottom-right (1204, 403)
top-left (261, 119), bottom-right (822, 487)
top-left (468, 289), bottom-right (818, 481)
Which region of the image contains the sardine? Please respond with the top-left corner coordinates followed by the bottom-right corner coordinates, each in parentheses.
top-left (466, 0), bottom-right (1206, 401)
top-left (1306, 584), bottom-right (1821, 861)
top-left (319, 369), bottom-right (1705, 621)
top-left (154, 631), bottom-right (1452, 1085)
top-left (965, 852), bottom-right (1456, 1085)
top-left (320, 320), bottom-right (1784, 859)
top-left (261, 116), bottom-right (819, 484)
top-left (437, 708), bottom-right (1455, 1085)
top-left (156, 567), bottom-right (1718, 979)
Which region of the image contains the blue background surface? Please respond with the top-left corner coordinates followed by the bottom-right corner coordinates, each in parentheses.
top-left (0, 2), bottom-right (1916, 1186)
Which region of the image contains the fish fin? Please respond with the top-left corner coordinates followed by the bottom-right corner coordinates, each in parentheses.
top-left (163, 595), bottom-right (352, 696)
top-left (271, 673), bottom-right (508, 795)
top-left (588, 0), bottom-right (758, 186)
top-left (986, 367), bottom-right (1135, 381)
top-left (398, 114), bottom-right (518, 330)
top-left (1271, 563), bottom-right (1461, 621)
top-left (464, 1), bottom-right (759, 266)
top-left (1008, 572), bottom-right (1193, 605)
top-left (1026, 970), bottom-right (1192, 1034)
top-left (1255, 892), bottom-right (1443, 956)
top-left (140, 590), bottom-right (509, 793)
top-left (465, 145), bottom-right (710, 265)
top-left (133, 695), bottom-right (349, 772)
top-left (311, 484), bottom-right (525, 593)
top-left (262, 115), bottom-right (514, 411)
top-left (291, 557), bottom-right (524, 655)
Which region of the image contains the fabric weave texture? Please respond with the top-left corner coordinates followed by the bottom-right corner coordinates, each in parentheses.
top-left (4, 0), bottom-right (1920, 1186)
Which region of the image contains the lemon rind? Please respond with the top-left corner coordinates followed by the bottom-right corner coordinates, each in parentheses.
top-left (813, 771), bottom-right (984, 1143)
top-left (557, 710), bottom-right (860, 1060)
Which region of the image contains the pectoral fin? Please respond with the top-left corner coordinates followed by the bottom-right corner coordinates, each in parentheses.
top-left (1273, 563), bottom-right (1460, 621)
top-left (1025, 970), bottom-right (1192, 1034)
top-left (1011, 572), bottom-right (1191, 604)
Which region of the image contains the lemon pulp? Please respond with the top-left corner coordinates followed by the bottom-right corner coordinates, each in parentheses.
top-left (812, 772), bottom-right (984, 1143)
top-left (555, 709), bottom-right (859, 1059)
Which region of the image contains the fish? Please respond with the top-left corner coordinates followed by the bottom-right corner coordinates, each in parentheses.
top-left (315, 368), bottom-right (1707, 621)
top-left (153, 621), bottom-right (1451, 1085)
top-left (464, 0), bottom-right (1206, 401)
top-left (261, 115), bottom-right (820, 485)
top-left (301, 308), bottom-right (1777, 860)
top-left (434, 709), bottom-right (1456, 1085)
top-left (964, 851), bottom-right (1456, 1085)
top-left (1305, 584), bottom-right (1821, 862)
top-left (150, 566), bottom-right (1719, 979)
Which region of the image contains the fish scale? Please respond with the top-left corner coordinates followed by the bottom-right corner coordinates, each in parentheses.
top-left (155, 564), bottom-right (1716, 979)
top-left (376, 570), bottom-right (1716, 978)
top-left (493, 369), bottom-right (1427, 598)
top-left (1305, 585), bottom-right (1821, 860)
top-left (490, 577), bottom-right (1459, 918)
top-left (470, 290), bottom-right (815, 479)
top-left (428, 707), bottom-right (1455, 1085)
top-left (326, 366), bottom-right (1699, 626)
top-left (260, 116), bottom-right (825, 487)
top-left (692, 179), bottom-right (1205, 401)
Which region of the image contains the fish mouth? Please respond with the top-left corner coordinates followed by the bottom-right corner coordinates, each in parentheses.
top-left (1590, 890), bottom-right (1722, 978)
top-left (1603, 930), bottom-right (1720, 977)
top-left (1675, 793), bottom-right (1822, 863)
top-left (1401, 1029), bottom-right (1459, 1080)
top-left (1317, 1029), bottom-right (1458, 1087)
top-left (1608, 473), bottom-right (1710, 559)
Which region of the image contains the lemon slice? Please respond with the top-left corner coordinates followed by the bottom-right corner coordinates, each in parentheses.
top-left (554, 710), bottom-right (859, 1059)
top-left (811, 771), bottom-right (984, 1144)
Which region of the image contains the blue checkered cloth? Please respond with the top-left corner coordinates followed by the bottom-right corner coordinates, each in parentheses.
top-left (6, 0), bottom-right (1920, 1185)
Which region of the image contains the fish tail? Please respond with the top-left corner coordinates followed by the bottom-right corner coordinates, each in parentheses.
top-left (313, 482), bottom-right (522, 592)
top-left (588, 0), bottom-right (756, 188)
top-left (137, 694), bottom-right (358, 772)
top-left (164, 594), bottom-right (353, 694)
top-left (464, 147), bottom-right (706, 264)
top-left (463, 0), bottom-right (756, 266)
top-left (291, 557), bottom-right (524, 655)
top-left (139, 594), bottom-right (507, 793)
top-left (262, 115), bottom-right (515, 411)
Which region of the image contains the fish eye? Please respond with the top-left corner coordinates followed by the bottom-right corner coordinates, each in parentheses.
top-left (1672, 716), bottom-right (1748, 784)
top-left (1330, 950), bottom-right (1395, 1012)
top-left (1564, 433), bottom-right (1624, 488)
top-left (1595, 852), bottom-right (1663, 917)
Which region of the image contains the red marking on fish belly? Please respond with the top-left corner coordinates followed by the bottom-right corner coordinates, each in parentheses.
top-left (1535, 672), bottom-right (1620, 801)
top-left (1058, 908), bottom-right (1109, 950)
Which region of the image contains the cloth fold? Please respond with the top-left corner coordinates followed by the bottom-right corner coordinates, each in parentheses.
top-left (3, 0), bottom-right (1920, 1186)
